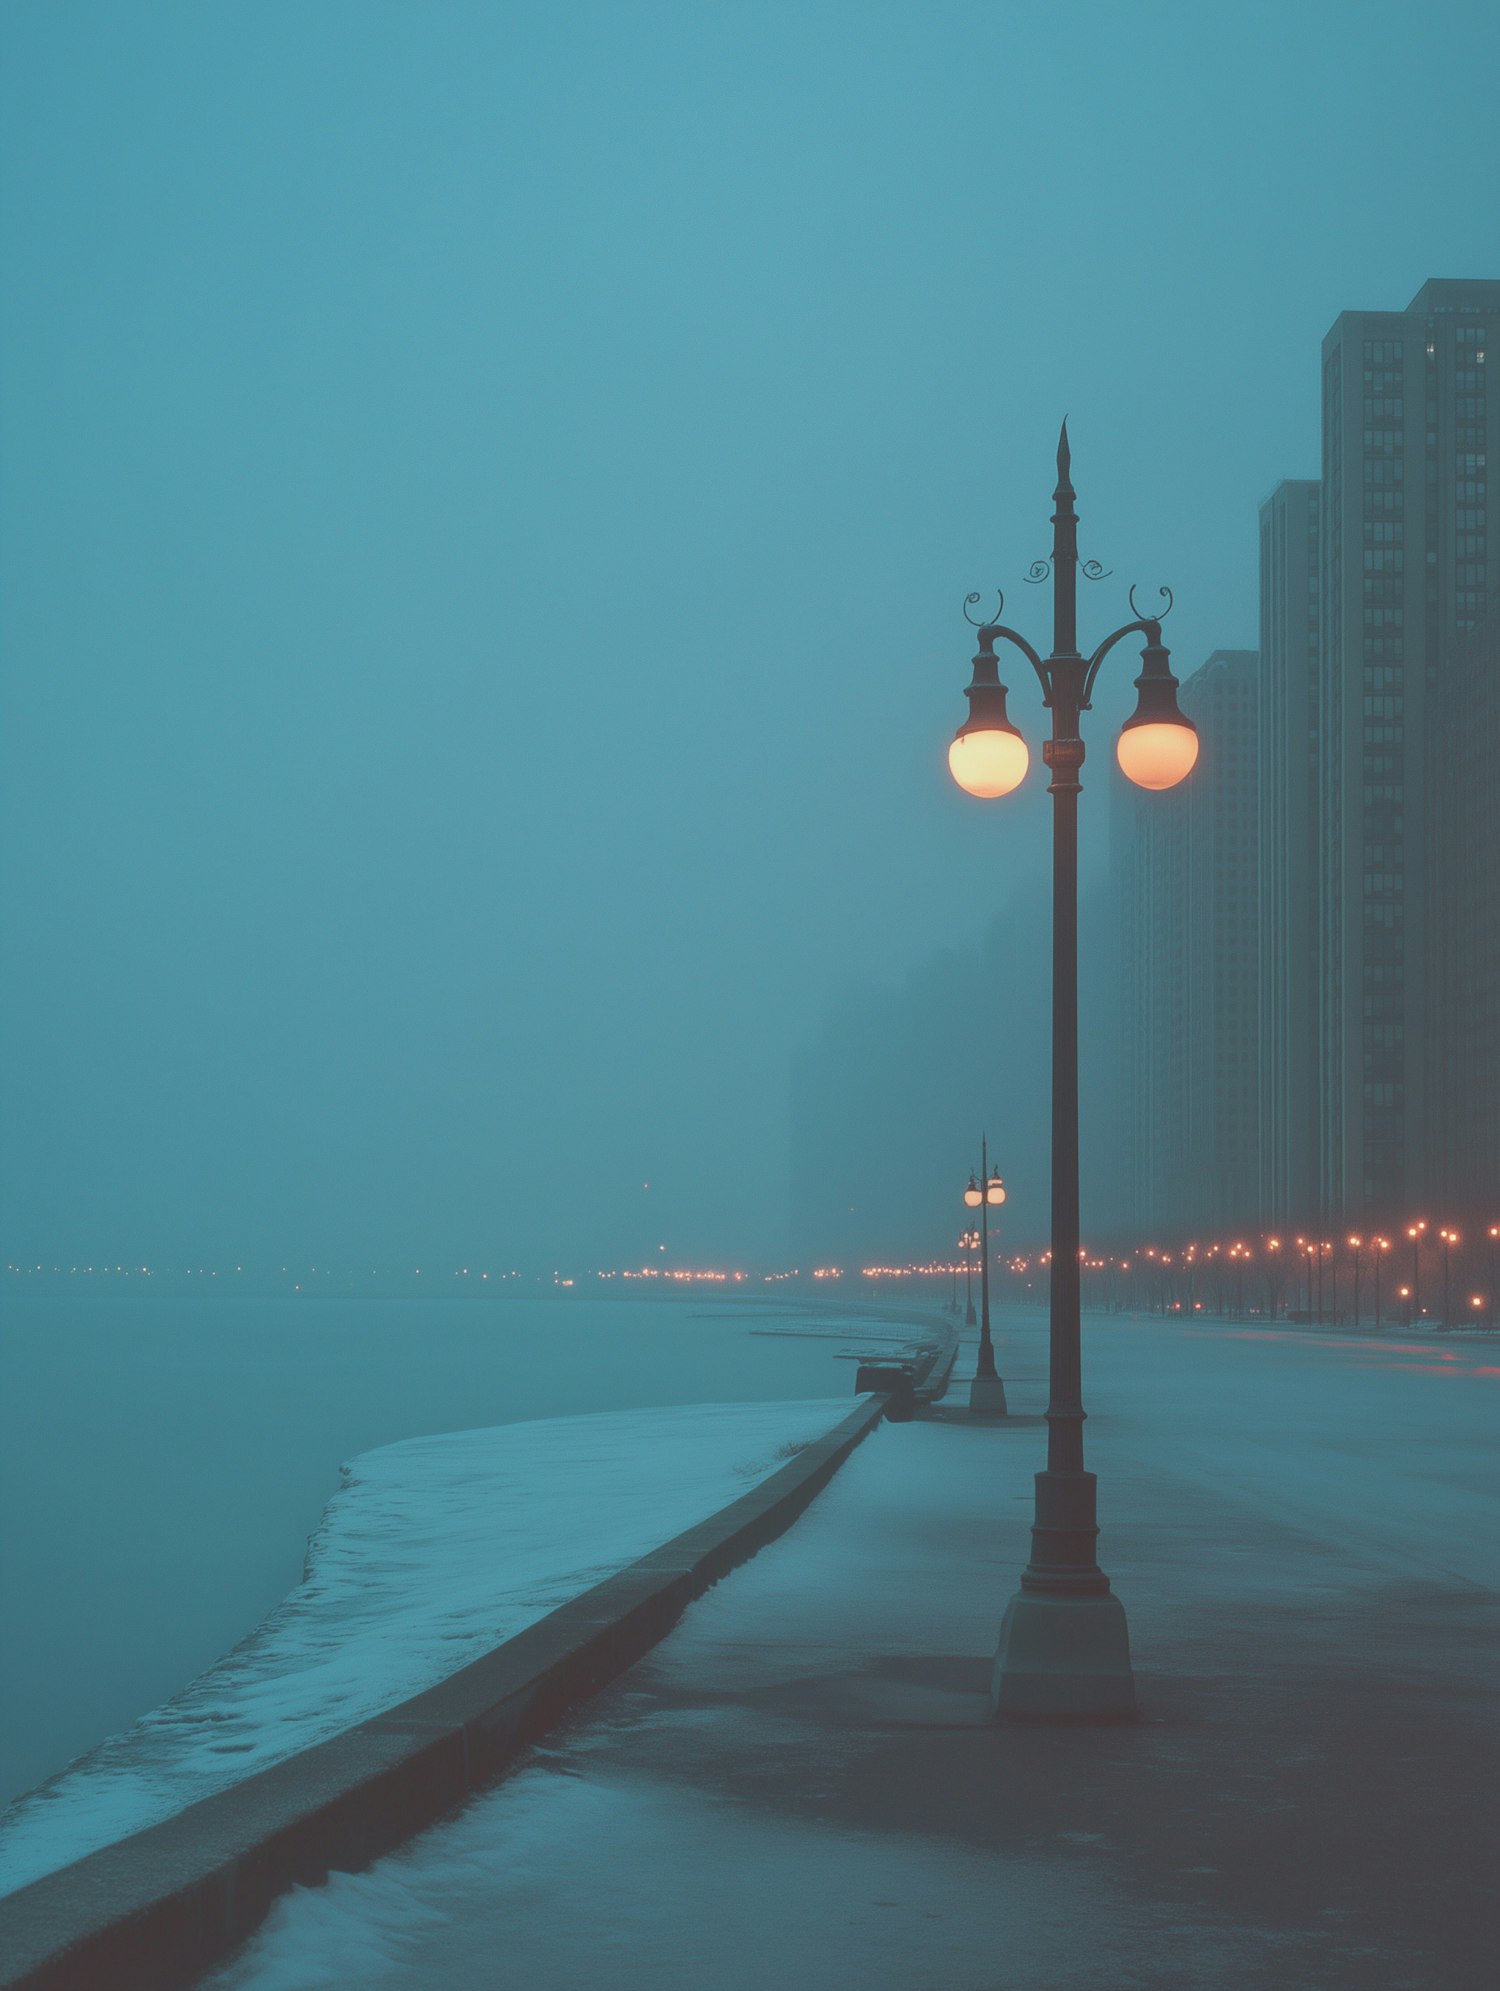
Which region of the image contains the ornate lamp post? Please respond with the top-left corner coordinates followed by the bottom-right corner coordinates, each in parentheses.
top-left (946, 424), bottom-right (1197, 1721)
top-left (963, 1138), bottom-right (1009, 1414)
top-left (1347, 1235), bottom-right (1363, 1329)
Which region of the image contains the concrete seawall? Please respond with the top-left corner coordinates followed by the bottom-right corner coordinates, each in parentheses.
top-left (0, 1389), bottom-right (898, 1991)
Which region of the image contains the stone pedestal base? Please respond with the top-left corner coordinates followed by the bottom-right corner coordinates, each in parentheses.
top-left (967, 1373), bottom-right (1009, 1415)
top-left (990, 1588), bottom-right (1137, 1721)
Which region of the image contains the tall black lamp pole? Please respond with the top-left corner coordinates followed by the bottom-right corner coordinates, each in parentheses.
top-left (946, 423), bottom-right (1198, 1722)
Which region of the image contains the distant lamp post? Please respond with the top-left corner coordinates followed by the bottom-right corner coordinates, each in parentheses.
top-left (1438, 1227), bottom-right (1460, 1329)
top-left (965, 1137), bottom-right (1009, 1415)
top-left (1347, 1235), bottom-right (1363, 1329)
top-left (1489, 1225), bottom-right (1499, 1330)
top-left (946, 424), bottom-right (1196, 1721)
top-left (963, 1170), bottom-right (981, 1326)
top-left (1373, 1236), bottom-right (1391, 1332)
top-left (1407, 1221), bottom-right (1427, 1320)
top-left (1398, 1282), bottom-right (1413, 1326)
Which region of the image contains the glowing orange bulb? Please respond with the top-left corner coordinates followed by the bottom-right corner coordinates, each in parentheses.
top-left (1116, 720), bottom-right (1199, 790)
top-left (948, 726), bottom-right (1029, 798)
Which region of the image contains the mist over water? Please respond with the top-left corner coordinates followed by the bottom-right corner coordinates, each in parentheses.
top-left (4, 4), bottom-right (1498, 1275)
top-left (0, 1293), bottom-right (861, 1807)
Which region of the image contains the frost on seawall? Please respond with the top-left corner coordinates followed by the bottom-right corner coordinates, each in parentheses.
top-left (0, 1396), bottom-right (853, 1897)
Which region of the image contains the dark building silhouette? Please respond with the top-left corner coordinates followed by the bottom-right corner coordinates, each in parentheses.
top-left (1257, 480), bottom-right (1321, 1230)
top-left (1430, 602), bottom-right (1500, 1215)
top-left (1111, 651), bottom-right (1259, 1240)
top-left (787, 883), bottom-right (1055, 1271)
top-left (1317, 278), bottom-right (1500, 1218)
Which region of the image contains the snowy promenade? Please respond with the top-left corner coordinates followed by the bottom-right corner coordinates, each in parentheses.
top-left (213, 1310), bottom-right (1500, 1991)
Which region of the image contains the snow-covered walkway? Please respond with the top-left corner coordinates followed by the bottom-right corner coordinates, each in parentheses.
top-left (210, 1311), bottom-right (1500, 1991)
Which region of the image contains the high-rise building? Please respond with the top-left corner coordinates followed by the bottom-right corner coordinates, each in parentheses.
top-left (1112, 650), bottom-right (1259, 1240)
top-left (1258, 480), bottom-right (1320, 1229)
top-left (1317, 278), bottom-right (1500, 1219)
top-left (1110, 746), bottom-right (1187, 1239)
top-left (1429, 602), bottom-right (1500, 1215)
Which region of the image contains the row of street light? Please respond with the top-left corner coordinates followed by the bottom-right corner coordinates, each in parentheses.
top-left (933, 1232), bottom-right (1495, 1330)
top-left (1060, 1223), bottom-right (1498, 1328)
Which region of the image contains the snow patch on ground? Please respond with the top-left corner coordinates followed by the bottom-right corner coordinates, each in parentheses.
top-left (0, 1397), bottom-right (850, 1897)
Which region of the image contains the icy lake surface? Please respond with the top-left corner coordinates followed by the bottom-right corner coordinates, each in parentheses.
top-left (0, 1395), bottom-right (863, 1895)
top-left (0, 1295), bottom-right (916, 1844)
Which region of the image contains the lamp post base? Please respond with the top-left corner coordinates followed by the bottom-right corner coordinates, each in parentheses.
top-left (968, 1373), bottom-right (1009, 1414)
top-left (990, 1587), bottom-right (1136, 1721)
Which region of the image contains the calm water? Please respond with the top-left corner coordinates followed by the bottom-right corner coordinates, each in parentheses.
top-left (0, 1293), bottom-right (864, 1809)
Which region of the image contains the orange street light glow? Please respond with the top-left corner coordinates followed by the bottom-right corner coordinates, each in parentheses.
top-left (1116, 719), bottom-right (1200, 790)
top-left (948, 725), bottom-right (1029, 798)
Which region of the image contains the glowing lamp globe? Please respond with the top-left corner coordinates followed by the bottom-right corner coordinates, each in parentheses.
top-left (1116, 720), bottom-right (1199, 790)
top-left (963, 1176), bottom-right (982, 1208)
top-left (1117, 635), bottom-right (1198, 790)
top-left (949, 725), bottom-right (1029, 798)
top-left (986, 1174), bottom-right (1006, 1206)
top-left (949, 632), bottom-right (1028, 797)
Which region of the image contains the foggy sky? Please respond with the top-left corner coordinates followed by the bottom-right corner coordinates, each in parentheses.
top-left (3, 1), bottom-right (1498, 1271)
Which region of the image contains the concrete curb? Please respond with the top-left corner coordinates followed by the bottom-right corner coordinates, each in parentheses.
top-left (0, 1395), bottom-right (888, 1991)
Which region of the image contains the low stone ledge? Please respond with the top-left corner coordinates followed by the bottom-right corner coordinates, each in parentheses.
top-left (0, 1394), bottom-right (887, 1991)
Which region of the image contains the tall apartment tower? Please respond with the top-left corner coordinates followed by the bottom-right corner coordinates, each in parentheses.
top-left (1113, 650), bottom-right (1260, 1240)
top-left (1258, 480), bottom-right (1320, 1229)
top-left (1432, 603), bottom-right (1500, 1213)
top-left (1318, 278), bottom-right (1500, 1219)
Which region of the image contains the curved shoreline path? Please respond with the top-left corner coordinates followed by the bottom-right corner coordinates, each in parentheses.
top-left (211, 1308), bottom-right (1499, 1991)
top-left (0, 1301), bottom-right (951, 1991)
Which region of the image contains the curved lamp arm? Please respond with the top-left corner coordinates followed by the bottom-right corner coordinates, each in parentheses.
top-left (1081, 617), bottom-right (1161, 709)
top-left (978, 623), bottom-right (1051, 698)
